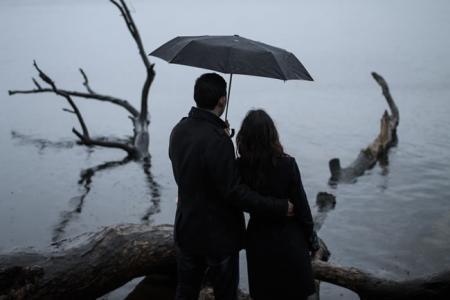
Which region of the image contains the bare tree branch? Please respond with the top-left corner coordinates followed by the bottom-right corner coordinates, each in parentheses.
top-left (33, 60), bottom-right (54, 87)
top-left (62, 108), bottom-right (75, 114)
top-left (110, 0), bottom-right (135, 36)
top-left (9, 88), bottom-right (139, 117)
top-left (32, 61), bottom-right (90, 138)
top-left (79, 68), bottom-right (95, 94)
top-left (29, 61), bottom-right (136, 155)
top-left (110, 0), bottom-right (155, 122)
top-left (32, 77), bottom-right (42, 90)
top-left (372, 72), bottom-right (399, 125)
top-left (71, 128), bottom-right (136, 155)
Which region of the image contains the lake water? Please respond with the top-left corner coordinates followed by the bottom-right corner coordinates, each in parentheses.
top-left (1, 0), bottom-right (450, 299)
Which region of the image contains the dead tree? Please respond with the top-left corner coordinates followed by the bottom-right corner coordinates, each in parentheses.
top-left (329, 72), bottom-right (400, 185)
top-left (8, 0), bottom-right (154, 159)
top-left (1, 224), bottom-right (448, 300)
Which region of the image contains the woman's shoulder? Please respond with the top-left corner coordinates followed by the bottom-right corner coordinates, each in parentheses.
top-left (275, 153), bottom-right (299, 171)
top-left (277, 153), bottom-right (296, 163)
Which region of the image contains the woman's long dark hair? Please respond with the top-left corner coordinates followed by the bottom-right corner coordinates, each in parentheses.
top-left (236, 109), bottom-right (284, 189)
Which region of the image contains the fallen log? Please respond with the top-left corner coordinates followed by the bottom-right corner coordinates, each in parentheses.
top-left (122, 274), bottom-right (252, 300)
top-left (313, 260), bottom-right (450, 300)
top-left (329, 72), bottom-right (400, 185)
top-left (126, 192), bottom-right (335, 300)
top-left (1, 224), bottom-right (448, 300)
top-left (0, 224), bottom-right (176, 300)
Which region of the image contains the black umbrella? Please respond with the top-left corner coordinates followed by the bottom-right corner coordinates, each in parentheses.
top-left (149, 35), bottom-right (313, 121)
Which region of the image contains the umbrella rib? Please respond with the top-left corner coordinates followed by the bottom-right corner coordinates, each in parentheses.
top-left (245, 38), bottom-right (288, 80)
top-left (166, 37), bottom-right (228, 73)
top-left (269, 52), bottom-right (288, 80)
top-left (167, 40), bottom-right (196, 63)
top-left (226, 44), bottom-right (233, 74)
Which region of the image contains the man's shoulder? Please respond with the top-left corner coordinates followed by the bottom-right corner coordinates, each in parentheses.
top-left (171, 116), bottom-right (228, 141)
top-left (171, 116), bottom-right (195, 133)
top-left (175, 116), bottom-right (189, 126)
top-left (212, 126), bottom-right (229, 139)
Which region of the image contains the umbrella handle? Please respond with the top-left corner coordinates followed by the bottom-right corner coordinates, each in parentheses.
top-left (224, 119), bottom-right (235, 138)
top-left (224, 73), bottom-right (233, 121)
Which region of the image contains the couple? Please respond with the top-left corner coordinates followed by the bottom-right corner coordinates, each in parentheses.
top-left (169, 73), bottom-right (319, 300)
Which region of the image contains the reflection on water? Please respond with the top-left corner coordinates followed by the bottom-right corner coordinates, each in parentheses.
top-left (53, 156), bottom-right (133, 242)
top-left (10, 131), bottom-right (162, 243)
top-left (141, 157), bottom-right (161, 222)
top-left (11, 130), bottom-right (76, 153)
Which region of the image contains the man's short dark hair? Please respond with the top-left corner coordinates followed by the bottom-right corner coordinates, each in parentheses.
top-left (194, 73), bottom-right (227, 110)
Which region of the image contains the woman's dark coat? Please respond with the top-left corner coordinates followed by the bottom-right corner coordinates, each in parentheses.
top-left (239, 155), bottom-right (316, 299)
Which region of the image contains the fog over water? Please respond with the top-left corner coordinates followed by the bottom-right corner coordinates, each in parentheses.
top-left (1, 1), bottom-right (450, 299)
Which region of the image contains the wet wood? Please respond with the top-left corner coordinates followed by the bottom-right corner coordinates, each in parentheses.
top-left (2, 223), bottom-right (448, 300)
top-left (128, 192), bottom-right (334, 300)
top-left (329, 72), bottom-right (400, 185)
top-left (0, 224), bottom-right (176, 300)
top-left (313, 192), bottom-right (336, 232)
top-left (313, 260), bottom-right (450, 300)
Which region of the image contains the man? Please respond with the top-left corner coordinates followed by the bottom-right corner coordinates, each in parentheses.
top-left (169, 73), bottom-right (293, 300)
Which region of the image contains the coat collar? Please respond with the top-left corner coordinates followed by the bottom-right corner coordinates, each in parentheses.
top-left (189, 107), bottom-right (227, 129)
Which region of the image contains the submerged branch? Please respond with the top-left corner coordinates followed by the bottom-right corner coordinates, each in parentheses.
top-left (328, 72), bottom-right (400, 185)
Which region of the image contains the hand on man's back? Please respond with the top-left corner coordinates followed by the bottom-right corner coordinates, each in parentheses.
top-left (287, 201), bottom-right (295, 216)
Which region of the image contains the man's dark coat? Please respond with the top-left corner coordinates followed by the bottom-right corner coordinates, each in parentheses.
top-left (169, 107), bottom-right (287, 256)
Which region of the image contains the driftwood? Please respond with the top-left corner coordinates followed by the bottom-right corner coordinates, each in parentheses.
top-left (1, 224), bottom-right (448, 300)
top-left (329, 72), bottom-right (400, 185)
top-left (313, 192), bottom-right (336, 232)
top-left (0, 224), bottom-right (176, 300)
top-left (8, 0), bottom-right (154, 159)
top-left (0, 190), bottom-right (335, 300)
top-left (123, 192), bottom-right (335, 300)
top-left (313, 260), bottom-right (450, 300)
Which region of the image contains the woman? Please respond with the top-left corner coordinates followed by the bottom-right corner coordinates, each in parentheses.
top-left (236, 109), bottom-right (319, 300)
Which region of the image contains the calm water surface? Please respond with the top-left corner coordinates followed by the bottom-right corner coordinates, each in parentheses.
top-left (1, 1), bottom-right (450, 299)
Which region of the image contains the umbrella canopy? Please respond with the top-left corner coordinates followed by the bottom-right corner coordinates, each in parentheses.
top-left (149, 35), bottom-right (313, 81)
top-left (149, 35), bottom-right (313, 126)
